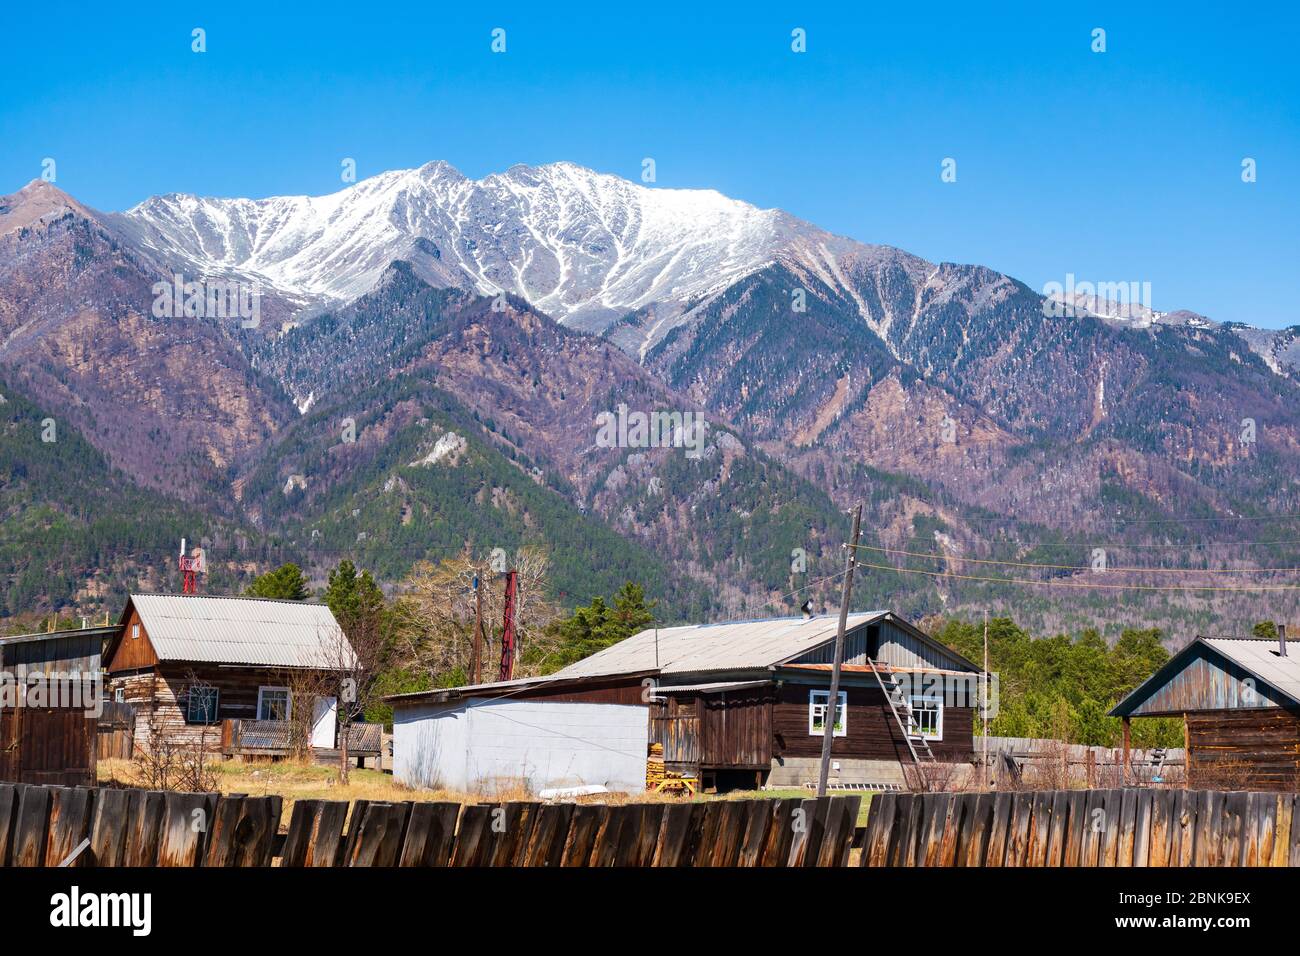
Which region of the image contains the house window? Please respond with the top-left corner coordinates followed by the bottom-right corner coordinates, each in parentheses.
top-left (808, 689), bottom-right (847, 736)
top-left (257, 686), bottom-right (291, 722)
top-left (186, 686), bottom-right (219, 724)
top-left (114, 686), bottom-right (125, 703)
top-left (908, 696), bottom-right (943, 741)
top-left (132, 623), bottom-right (140, 640)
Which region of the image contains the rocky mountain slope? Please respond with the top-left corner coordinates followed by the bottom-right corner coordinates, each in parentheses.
top-left (2, 166), bottom-right (1298, 634)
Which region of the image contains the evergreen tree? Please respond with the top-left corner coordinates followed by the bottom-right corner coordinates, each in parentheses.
top-left (541, 581), bottom-right (657, 671)
top-left (324, 559), bottom-right (385, 627)
top-left (245, 563), bottom-right (310, 601)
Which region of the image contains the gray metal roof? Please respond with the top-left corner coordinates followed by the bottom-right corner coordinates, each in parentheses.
top-left (0, 624), bottom-right (119, 647)
top-left (1109, 635), bottom-right (1300, 716)
top-left (128, 593), bottom-right (354, 669)
top-left (385, 675), bottom-right (550, 701)
top-left (656, 680), bottom-right (770, 694)
top-left (552, 612), bottom-right (885, 680)
top-left (1202, 637), bottom-right (1300, 706)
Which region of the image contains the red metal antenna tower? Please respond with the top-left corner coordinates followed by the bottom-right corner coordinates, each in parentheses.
top-left (497, 569), bottom-right (518, 682)
top-left (179, 538), bottom-right (206, 594)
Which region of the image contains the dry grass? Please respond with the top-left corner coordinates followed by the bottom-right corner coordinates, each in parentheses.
top-left (98, 758), bottom-right (872, 828)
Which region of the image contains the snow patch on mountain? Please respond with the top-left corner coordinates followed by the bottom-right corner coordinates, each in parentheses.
top-left (121, 161), bottom-right (827, 333)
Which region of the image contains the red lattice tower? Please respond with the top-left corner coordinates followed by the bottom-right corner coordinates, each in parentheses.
top-left (178, 538), bottom-right (206, 594)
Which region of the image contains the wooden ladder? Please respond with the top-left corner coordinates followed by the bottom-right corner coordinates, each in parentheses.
top-left (868, 658), bottom-right (935, 766)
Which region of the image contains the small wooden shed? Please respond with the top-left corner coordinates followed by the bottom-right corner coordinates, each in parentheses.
top-left (0, 624), bottom-right (115, 786)
top-left (1110, 633), bottom-right (1300, 790)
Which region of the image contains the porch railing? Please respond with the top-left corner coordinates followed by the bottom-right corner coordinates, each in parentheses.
top-left (221, 719), bottom-right (383, 756)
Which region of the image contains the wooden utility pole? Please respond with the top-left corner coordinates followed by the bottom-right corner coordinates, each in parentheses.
top-left (817, 502), bottom-right (863, 797)
top-left (982, 611), bottom-right (990, 789)
top-left (469, 573), bottom-right (484, 685)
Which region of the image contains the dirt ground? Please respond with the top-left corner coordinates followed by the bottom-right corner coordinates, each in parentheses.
top-left (97, 758), bottom-right (872, 827)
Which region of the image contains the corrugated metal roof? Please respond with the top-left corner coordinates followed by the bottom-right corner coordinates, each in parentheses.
top-left (1110, 636), bottom-right (1300, 716)
top-left (129, 593), bottom-right (354, 669)
top-left (1202, 637), bottom-right (1300, 706)
top-left (552, 612), bottom-right (886, 680)
top-left (0, 625), bottom-right (119, 647)
top-left (656, 680), bottom-right (770, 694)
top-left (385, 675), bottom-right (551, 701)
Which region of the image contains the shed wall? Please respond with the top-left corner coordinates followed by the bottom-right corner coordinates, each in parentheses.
top-left (394, 698), bottom-right (648, 795)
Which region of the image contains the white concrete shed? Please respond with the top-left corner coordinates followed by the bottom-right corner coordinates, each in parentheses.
top-left (392, 692), bottom-right (648, 795)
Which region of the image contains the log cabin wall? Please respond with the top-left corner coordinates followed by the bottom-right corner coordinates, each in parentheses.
top-left (772, 680), bottom-right (974, 763)
top-left (109, 663), bottom-right (343, 753)
top-left (1186, 708), bottom-right (1300, 790)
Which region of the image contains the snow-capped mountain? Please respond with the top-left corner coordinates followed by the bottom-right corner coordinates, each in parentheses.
top-left (117, 160), bottom-right (854, 334)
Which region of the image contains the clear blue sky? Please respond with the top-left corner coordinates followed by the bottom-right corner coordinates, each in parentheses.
top-left (3, 2), bottom-right (1296, 327)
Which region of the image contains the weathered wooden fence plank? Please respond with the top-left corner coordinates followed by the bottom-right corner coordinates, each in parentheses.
top-left (737, 799), bottom-right (774, 866)
top-left (286, 799), bottom-right (348, 867)
top-left (1129, 789), bottom-right (1153, 867)
top-left (817, 796), bottom-right (860, 867)
top-left (205, 795), bottom-right (280, 867)
top-left (861, 793), bottom-right (896, 867)
top-left (1043, 790), bottom-right (1069, 867)
top-left (1270, 794), bottom-right (1291, 867)
top-left (155, 792), bottom-right (216, 867)
top-left (560, 805), bottom-right (602, 867)
top-left (761, 798), bottom-right (800, 867)
top-left (396, 801), bottom-right (461, 867)
top-left (1005, 793), bottom-right (1035, 867)
top-left (46, 786), bottom-right (94, 867)
top-left (121, 790), bottom-right (165, 867)
top-left (1288, 794), bottom-right (1300, 867)
top-left (486, 802), bottom-right (531, 867)
top-left (12, 785), bottom-right (52, 867)
top-left (1148, 789), bottom-right (1172, 867)
top-left (650, 802), bottom-right (698, 867)
top-left (519, 802), bottom-right (573, 867)
top-left (450, 803), bottom-right (493, 866)
top-left (1025, 791), bottom-right (1053, 867)
top-left (88, 788), bottom-right (129, 867)
top-left (983, 792), bottom-right (1013, 867)
top-left (614, 804), bottom-right (649, 866)
top-left (0, 784), bottom-right (19, 866)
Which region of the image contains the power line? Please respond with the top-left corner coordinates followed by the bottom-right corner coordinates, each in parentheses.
top-left (848, 542), bottom-right (1300, 575)
top-left (855, 560), bottom-right (1300, 592)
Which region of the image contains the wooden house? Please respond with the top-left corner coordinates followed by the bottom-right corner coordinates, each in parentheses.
top-left (0, 624), bottom-right (115, 786)
top-left (389, 611), bottom-right (984, 794)
top-left (104, 593), bottom-right (369, 760)
top-left (1110, 631), bottom-right (1300, 790)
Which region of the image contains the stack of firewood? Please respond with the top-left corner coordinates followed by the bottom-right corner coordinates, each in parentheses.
top-left (645, 742), bottom-right (665, 791)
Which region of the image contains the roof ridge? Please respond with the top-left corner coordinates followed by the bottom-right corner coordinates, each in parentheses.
top-left (132, 592), bottom-right (328, 607)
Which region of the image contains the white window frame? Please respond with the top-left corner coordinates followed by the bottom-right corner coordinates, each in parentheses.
top-left (113, 686), bottom-right (125, 703)
top-left (908, 695), bottom-right (943, 741)
top-left (131, 622), bottom-right (140, 640)
top-left (186, 685), bottom-right (220, 724)
top-left (808, 689), bottom-right (847, 736)
top-left (257, 686), bottom-right (292, 722)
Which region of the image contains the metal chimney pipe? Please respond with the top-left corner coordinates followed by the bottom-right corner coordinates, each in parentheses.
top-left (1280, 623), bottom-right (1288, 657)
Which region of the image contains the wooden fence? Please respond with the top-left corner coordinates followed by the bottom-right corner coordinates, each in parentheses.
top-left (979, 736), bottom-right (1184, 788)
top-left (861, 788), bottom-right (1300, 867)
top-left (0, 782), bottom-right (860, 867)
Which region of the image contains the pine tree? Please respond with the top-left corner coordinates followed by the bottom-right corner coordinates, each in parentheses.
top-left (245, 563), bottom-right (310, 601)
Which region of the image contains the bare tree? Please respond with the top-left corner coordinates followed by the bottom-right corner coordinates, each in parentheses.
top-left (132, 670), bottom-right (218, 792)
top-left (396, 546), bottom-right (561, 684)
